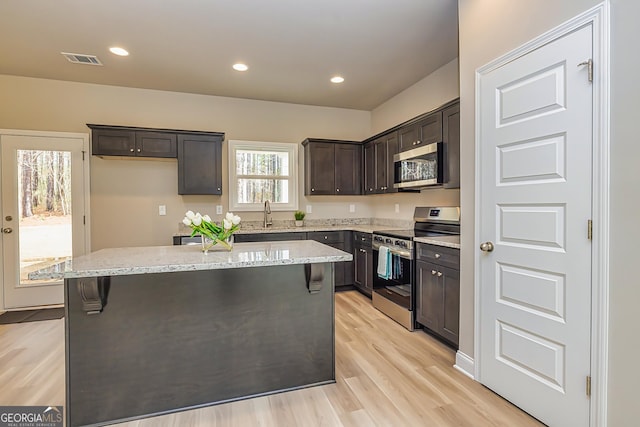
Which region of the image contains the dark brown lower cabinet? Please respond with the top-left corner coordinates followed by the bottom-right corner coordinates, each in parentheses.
top-left (416, 246), bottom-right (460, 348)
top-left (307, 231), bottom-right (353, 290)
top-left (353, 232), bottom-right (373, 297)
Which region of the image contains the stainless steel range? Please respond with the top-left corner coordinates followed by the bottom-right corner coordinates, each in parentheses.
top-left (372, 207), bottom-right (460, 331)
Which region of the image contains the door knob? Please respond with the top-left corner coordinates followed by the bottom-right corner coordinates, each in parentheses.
top-left (2, 227), bottom-right (12, 234)
top-left (480, 241), bottom-right (494, 252)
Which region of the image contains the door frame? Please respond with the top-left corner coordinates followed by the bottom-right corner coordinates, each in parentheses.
top-left (0, 128), bottom-right (91, 311)
top-left (473, 2), bottom-right (610, 426)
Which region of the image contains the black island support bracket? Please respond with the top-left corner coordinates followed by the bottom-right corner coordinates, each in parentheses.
top-left (77, 277), bottom-right (110, 315)
top-left (306, 263), bottom-right (325, 293)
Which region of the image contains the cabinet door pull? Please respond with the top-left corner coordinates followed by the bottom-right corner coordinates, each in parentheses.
top-left (437, 271), bottom-right (443, 277)
top-left (435, 253), bottom-right (441, 259)
top-left (336, 188), bottom-right (340, 192)
top-left (129, 148), bottom-right (134, 152)
top-left (431, 270), bottom-right (437, 275)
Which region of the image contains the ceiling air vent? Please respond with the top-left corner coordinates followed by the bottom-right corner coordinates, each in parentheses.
top-left (61, 52), bottom-right (103, 66)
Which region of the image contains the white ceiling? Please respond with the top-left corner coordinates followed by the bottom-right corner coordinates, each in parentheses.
top-left (0, 0), bottom-right (459, 110)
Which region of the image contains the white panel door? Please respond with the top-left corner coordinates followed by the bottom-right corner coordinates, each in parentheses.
top-left (1, 134), bottom-right (87, 309)
top-left (478, 25), bottom-right (592, 426)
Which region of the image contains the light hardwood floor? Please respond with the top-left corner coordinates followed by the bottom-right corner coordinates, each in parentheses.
top-left (0, 291), bottom-right (543, 426)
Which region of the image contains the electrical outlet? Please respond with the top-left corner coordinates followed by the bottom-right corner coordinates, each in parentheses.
top-left (306, 205), bottom-right (312, 214)
top-left (158, 205), bottom-right (166, 216)
top-left (349, 204), bottom-right (355, 213)
top-left (395, 203), bottom-right (400, 213)
top-left (216, 205), bottom-right (223, 215)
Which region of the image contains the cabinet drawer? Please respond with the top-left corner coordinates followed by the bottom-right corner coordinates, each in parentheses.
top-left (353, 231), bottom-right (371, 246)
top-left (416, 243), bottom-right (459, 269)
top-left (307, 231), bottom-right (344, 244)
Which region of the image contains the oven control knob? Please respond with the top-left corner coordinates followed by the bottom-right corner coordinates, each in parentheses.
top-left (385, 238), bottom-right (392, 244)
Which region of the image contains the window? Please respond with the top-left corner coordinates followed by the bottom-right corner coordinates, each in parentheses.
top-left (229, 140), bottom-right (298, 211)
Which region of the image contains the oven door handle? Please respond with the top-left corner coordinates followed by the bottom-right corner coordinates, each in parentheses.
top-left (374, 246), bottom-right (412, 260)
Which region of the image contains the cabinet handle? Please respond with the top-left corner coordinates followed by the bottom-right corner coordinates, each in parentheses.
top-left (416, 140), bottom-right (422, 145)
top-left (324, 236), bottom-right (328, 240)
top-left (311, 188), bottom-right (315, 192)
top-left (437, 271), bottom-right (443, 277)
top-left (137, 148), bottom-right (141, 152)
top-left (412, 141), bottom-right (417, 146)
top-left (369, 188), bottom-right (373, 192)
top-left (431, 270), bottom-right (437, 275)
top-left (217, 187), bottom-right (221, 191)
top-left (336, 188), bottom-right (340, 192)
top-left (129, 148), bottom-right (134, 152)
top-left (435, 253), bottom-right (441, 259)
top-left (361, 237), bottom-right (365, 241)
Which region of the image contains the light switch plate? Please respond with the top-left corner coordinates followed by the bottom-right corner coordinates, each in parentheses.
top-left (395, 204), bottom-right (400, 213)
top-left (158, 205), bottom-right (166, 216)
top-left (216, 205), bottom-right (223, 215)
top-left (306, 205), bottom-right (312, 214)
top-left (349, 204), bottom-right (355, 213)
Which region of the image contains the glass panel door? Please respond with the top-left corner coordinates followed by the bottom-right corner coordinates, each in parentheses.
top-left (1, 134), bottom-right (87, 309)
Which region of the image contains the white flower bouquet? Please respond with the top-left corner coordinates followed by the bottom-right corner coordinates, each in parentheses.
top-left (182, 210), bottom-right (241, 252)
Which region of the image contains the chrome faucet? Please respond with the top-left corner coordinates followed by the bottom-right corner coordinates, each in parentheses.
top-left (264, 200), bottom-right (273, 228)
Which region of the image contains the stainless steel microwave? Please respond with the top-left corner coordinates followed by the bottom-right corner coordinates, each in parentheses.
top-left (393, 142), bottom-right (444, 189)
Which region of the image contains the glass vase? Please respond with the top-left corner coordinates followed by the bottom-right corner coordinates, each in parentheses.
top-left (201, 234), bottom-right (234, 253)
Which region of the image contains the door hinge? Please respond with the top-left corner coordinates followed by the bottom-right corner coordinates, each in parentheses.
top-left (586, 375), bottom-right (591, 397)
top-left (578, 59), bottom-right (593, 82)
top-left (588, 219), bottom-right (593, 240)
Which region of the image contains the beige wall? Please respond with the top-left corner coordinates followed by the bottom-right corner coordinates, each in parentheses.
top-left (371, 58), bottom-right (460, 134)
top-left (459, 0), bottom-right (639, 424)
top-left (0, 75), bottom-right (373, 249)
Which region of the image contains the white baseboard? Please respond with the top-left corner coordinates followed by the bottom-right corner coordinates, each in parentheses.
top-left (454, 351), bottom-right (475, 379)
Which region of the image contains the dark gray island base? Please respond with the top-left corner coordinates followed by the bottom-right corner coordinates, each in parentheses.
top-left (64, 242), bottom-right (348, 426)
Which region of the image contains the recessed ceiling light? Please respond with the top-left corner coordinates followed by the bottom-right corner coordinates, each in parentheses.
top-left (233, 63), bottom-right (249, 72)
top-left (109, 47), bottom-right (129, 56)
top-left (330, 76), bottom-right (345, 84)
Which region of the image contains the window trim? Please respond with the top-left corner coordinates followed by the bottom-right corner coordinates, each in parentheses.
top-left (228, 140), bottom-right (299, 212)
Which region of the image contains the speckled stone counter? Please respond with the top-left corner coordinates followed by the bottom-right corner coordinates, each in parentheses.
top-left (65, 239), bottom-right (344, 426)
top-left (65, 240), bottom-right (352, 278)
top-left (414, 235), bottom-right (461, 249)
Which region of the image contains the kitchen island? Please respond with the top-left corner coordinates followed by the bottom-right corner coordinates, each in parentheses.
top-left (64, 240), bottom-right (351, 426)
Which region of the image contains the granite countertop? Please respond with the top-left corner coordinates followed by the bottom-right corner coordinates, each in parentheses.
top-left (414, 235), bottom-right (460, 249)
top-left (65, 240), bottom-right (352, 278)
top-left (174, 224), bottom-right (403, 237)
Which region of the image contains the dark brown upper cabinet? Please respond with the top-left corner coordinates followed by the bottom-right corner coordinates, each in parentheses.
top-left (365, 131), bottom-right (397, 194)
top-left (302, 138), bottom-right (362, 195)
top-left (178, 134), bottom-right (223, 195)
top-left (87, 124), bottom-right (225, 195)
top-left (88, 125), bottom-right (177, 158)
top-left (442, 103), bottom-right (460, 189)
top-left (397, 111), bottom-right (443, 153)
